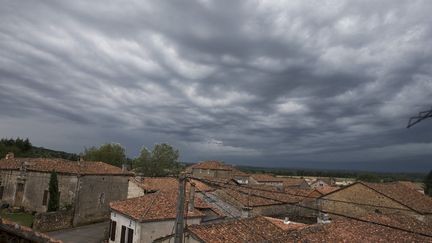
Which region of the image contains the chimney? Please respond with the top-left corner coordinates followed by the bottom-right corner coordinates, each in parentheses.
top-left (283, 217), bottom-right (290, 225)
top-left (188, 182), bottom-right (196, 211)
top-left (241, 207), bottom-right (252, 218)
top-left (5, 152), bottom-right (14, 160)
top-left (317, 212), bottom-right (331, 224)
top-left (79, 156), bottom-right (84, 162)
top-left (121, 164), bottom-right (127, 173)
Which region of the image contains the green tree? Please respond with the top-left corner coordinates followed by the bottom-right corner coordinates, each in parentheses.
top-left (425, 170), bottom-right (432, 196)
top-left (82, 143), bottom-right (126, 167)
top-left (48, 171), bottom-right (60, 212)
top-left (133, 143), bottom-right (180, 176)
top-left (357, 173), bottom-right (381, 183)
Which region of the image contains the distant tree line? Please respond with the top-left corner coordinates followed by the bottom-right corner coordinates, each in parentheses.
top-left (0, 137), bottom-right (78, 160)
top-left (240, 166), bottom-right (428, 182)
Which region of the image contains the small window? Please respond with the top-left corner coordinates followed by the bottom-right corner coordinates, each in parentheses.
top-left (110, 220), bottom-right (117, 241)
top-left (0, 186), bottom-right (4, 200)
top-left (42, 190), bottom-right (48, 206)
top-left (99, 193), bottom-right (105, 205)
top-left (120, 226), bottom-right (126, 243)
top-left (127, 228), bottom-right (134, 243)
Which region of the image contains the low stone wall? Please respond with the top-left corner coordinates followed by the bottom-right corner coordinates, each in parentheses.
top-left (33, 210), bottom-right (73, 232)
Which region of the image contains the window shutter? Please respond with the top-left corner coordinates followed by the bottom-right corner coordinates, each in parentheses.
top-left (127, 228), bottom-right (134, 243)
top-left (120, 226), bottom-right (126, 243)
top-left (110, 220), bottom-right (117, 241)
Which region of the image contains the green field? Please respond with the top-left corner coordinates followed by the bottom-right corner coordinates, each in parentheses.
top-left (0, 211), bottom-right (34, 227)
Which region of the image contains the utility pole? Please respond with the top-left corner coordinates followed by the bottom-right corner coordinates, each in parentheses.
top-left (174, 174), bottom-right (186, 243)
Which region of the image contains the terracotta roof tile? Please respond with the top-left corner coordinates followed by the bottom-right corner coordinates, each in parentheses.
top-left (0, 218), bottom-right (62, 243)
top-left (110, 192), bottom-right (204, 222)
top-left (281, 178), bottom-right (308, 187)
top-left (263, 217), bottom-right (307, 231)
top-left (315, 185), bottom-right (339, 195)
top-left (0, 158), bottom-right (131, 175)
top-left (188, 161), bottom-right (234, 171)
top-left (188, 216), bottom-right (285, 243)
top-left (279, 213), bottom-right (432, 242)
top-left (362, 181), bottom-right (432, 214)
top-left (250, 174), bottom-right (284, 182)
top-left (137, 177), bottom-right (214, 193)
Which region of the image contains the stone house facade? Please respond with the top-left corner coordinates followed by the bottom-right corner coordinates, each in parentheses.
top-left (187, 161), bottom-right (236, 179)
top-left (319, 181), bottom-right (432, 223)
top-left (0, 154), bottom-right (131, 226)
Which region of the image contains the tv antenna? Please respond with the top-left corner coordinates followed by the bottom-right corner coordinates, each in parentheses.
top-left (407, 107), bottom-right (432, 128)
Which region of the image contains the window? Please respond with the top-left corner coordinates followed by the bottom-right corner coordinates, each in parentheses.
top-left (42, 190), bottom-right (48, 206)
top-left (99, 193), bottom-right (105, 205)
top-left (109, 220), bottom-right (116, 241)
top-left (120, 225), bottom-right (133, 243)
top-left (0, 186), bottom-right (4, 200)
top-left (127, 228), bottom-right (134, 243)
top-left (120, 226), bottom-right (126, 243)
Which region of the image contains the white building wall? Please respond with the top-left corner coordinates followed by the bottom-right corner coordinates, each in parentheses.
top-left (110, 212), bottom-right (141, 243)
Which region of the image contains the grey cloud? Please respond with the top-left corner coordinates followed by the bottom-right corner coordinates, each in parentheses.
top-left (1, 0), bottom-right (432, 172)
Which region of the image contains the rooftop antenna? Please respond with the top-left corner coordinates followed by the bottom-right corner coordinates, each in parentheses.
top-left (407, 107), bottom-right (432, 128)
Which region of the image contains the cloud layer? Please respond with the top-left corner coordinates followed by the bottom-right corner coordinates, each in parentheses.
top-left (1, 0), bottom-right (432, 172)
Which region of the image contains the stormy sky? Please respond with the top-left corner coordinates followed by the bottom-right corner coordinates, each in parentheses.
top-left (1, 0), bottom-right (432, 172)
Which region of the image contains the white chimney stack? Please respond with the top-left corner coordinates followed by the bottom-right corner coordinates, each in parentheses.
top-left (283, 217), bottom-right (290, 224)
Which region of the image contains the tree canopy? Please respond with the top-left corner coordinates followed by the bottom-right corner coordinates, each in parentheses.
top-left (82, 143), bottom-right (126, 167)
top-left (133, 143), bottom-right (181, 176)
top-left (48, 171), bottom-right (60, 212)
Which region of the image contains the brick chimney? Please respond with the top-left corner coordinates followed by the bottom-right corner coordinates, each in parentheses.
top-left (188, 182), bottom-right (196, 212)
top-left (5, 152), bottom-right (14, 160)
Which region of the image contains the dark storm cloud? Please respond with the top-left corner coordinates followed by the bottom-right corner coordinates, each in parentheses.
top-left (1, 0), bottom-right (432, 171)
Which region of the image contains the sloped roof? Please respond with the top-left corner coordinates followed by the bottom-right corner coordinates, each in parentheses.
top-left (0, 218), bottom-right (62, 243)
top-left (282, 178), bottom-right (308, 187)
top-left (189, 160), bottom-right (234, 171)
top-left (136, 177), bottom-right (213, 193)
top-left (279, 213), bottom-right (432, 242)
top-left (315, 185), bottom-right (339, 195)
top-left (218, 184), bottom-right (318, 207)
top-left (0, 158), bottom-right (131, 175)
top-left (263, 217), bottom-right (307, 231)
top-left (110, 192), bottom-right (204, 222)
top-left (362, 182), bottom-right (432, 214)
top-left (398, 181), bottom-right (424, 192)
top-left (250, 174), bottom-right (284, 182)
top-left (188, 216), bottom-right (285, 243)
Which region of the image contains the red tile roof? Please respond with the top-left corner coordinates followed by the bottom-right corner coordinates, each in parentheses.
top-left (279, 213), bottom-right (432, 242)
top-left (218, 184), bottom-right (318, 207)
top-left (0, 218), bottom-right (62, 243)
top-left (250, 174), bottom-right (284, 182)
top-left (315, 185), bottom-right (339, 195)
top-left (110, 192), bottom-right (204, 222)
top-left (362, 181), bottom-right (432, 214)
top-left (137, 177), bottom-right (214, 193)
top-left (188, 216), bottom-right (285, 243)
top-left (189, 161), bottom-right (234, 171)
top-left (281, 178), bottom-right (308, 187)
top-left (263, 217), bottom-right (307, 231)
top-left (0, 158), bottom-right (131, 175)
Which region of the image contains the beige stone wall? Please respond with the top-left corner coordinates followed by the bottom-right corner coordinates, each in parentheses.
top-left (320, 183), bottom-right (419, 219)
top-left (191, 168), bottom-right (232, 179)
top-left (127, 180), bottom-right (144, 199)
top-left (0, 170), bottom-right (77, 212)
top-left (74, 175), bottom-right (129, 226)
top-left (139, 218), bottom-right (201, 243)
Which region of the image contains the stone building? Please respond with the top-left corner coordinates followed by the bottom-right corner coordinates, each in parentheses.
top-left (319, 181), bottom-right (432, 223)
top-left (187, 160), bottom-right (236, 179)
top-left (0, 154), bottom-right (132, 225)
